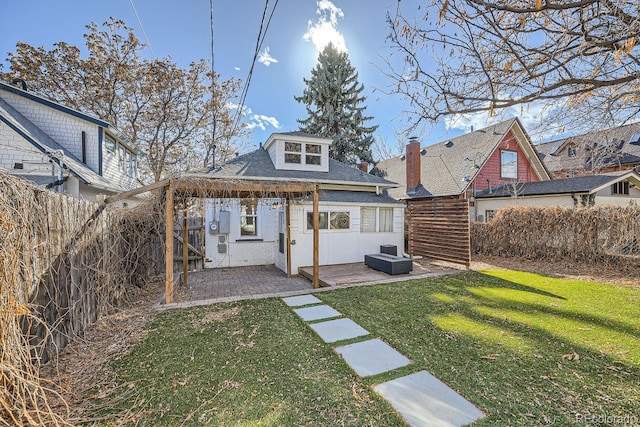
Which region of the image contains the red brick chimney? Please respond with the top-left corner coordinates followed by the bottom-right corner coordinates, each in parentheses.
top-left (406, 138), bottom-right (421, 192)
top-left (357, 161), bottom-right (369, 173)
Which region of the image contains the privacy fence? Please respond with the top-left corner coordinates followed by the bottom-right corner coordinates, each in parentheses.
top-left (471, 205), bottom-right (640, 270)
top-left (0, 172), bottom-right (164, 425)
top-left (407, 197), bottom-right (471, 266)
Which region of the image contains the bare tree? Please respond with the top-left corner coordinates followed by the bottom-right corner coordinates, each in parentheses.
top-left (3, 18), bottom-right (244, 182)
top-left (385, 0), bottom-right (640, 135)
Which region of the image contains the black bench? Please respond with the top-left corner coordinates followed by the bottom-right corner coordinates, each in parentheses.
top-left (364, 253), bottom-right (413, 275)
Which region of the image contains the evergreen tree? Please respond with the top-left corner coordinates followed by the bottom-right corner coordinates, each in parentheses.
top-left (295, 43), bottom-right (377, 165)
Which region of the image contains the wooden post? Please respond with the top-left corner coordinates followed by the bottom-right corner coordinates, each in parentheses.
top-left (165, 181), bottom-right (174, 304)
top-left (182, 206), bottom-right (188, 287)
top-left (285, 198), bottom-right (292, 277)
top-left (312, 186), bottom-right (319, 289)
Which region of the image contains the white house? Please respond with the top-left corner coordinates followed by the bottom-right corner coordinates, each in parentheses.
top-left (196, 132), bottom-right (405, 274)
top-left (0, 80), bottom-right (140, 204)
top-left (475, 171), bottom-right (640, 220)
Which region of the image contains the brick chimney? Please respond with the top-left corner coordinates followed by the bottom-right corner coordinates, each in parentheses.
top-left (406, 137), bottom-right (421, 192)
top-left (357, 161), bottom-right (369, 173)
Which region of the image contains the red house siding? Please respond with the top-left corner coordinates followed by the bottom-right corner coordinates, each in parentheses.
top-left (472, 130), bottom-right (541, 192)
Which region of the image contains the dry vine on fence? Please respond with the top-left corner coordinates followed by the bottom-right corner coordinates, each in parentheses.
top-left (0, 172), bottom-right (164, 425)
top-left (471, 205), bottom-right (640, 273)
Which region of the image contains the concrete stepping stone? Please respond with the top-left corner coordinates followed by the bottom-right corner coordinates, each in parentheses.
top-left (310, 318), bottom-right (369, 343)
top-left (282, 294), bottom-right (322, 307)
top-left (335, 338), bottom-right (410, 377)
top-left (374, 370), bottom-right (485, 427)
top-left (293, 305), bottom-right (341, 321)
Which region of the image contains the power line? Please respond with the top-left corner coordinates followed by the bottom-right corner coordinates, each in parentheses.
top-left (129, 0), bottom-right (155, 57)
top-left (229, 0), bottom-right (280, 138)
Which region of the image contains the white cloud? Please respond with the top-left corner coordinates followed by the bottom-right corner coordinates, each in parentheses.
top-left (303, 0), bottom-right (347, 53)
top-left (246, 114), bottom-right (281, 131)
top-left (227, 104), bottom-right (280, 132)
top-left (234, 66), bottom-right (240, 71)
top-left (444, 100), bottom-right (566, 141)
top-left (257, 47), bottom-right (278, 66)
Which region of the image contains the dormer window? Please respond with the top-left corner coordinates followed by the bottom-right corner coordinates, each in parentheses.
top-left (264, 133), bottom-right (331, 172)
top-left (284, 142), bottom-right (302, 164)
top-left (567, 145), bottom-right (577, 157)
top-left (306, 144), bottom-right (322, 165)
top-left (284, 142), bottom-right (322, 166)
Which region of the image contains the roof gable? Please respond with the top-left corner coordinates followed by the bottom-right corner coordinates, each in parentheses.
top-left (0, 96), bottom-right (128, 193)
top-left (377, 117), bottom-right (550, 198)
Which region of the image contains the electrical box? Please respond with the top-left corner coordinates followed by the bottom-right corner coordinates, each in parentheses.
top-left (208, 221), bottom-right (219, 234)
top-left (217, 244), bottom-right (227, 254)
top-left (218, 210), bottom-right (231, 234)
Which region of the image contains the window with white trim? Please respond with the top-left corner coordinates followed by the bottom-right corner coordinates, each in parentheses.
top-left (501, 150), bottom-right (518, 179)
top-left (306, 211), bottom-right (349, 230)
top-left (612, 181), bottom-right (630, 195)
top-left (240, 199), bottom-right (258, 236)
top-left (305, 144), bottom-right (322, 165)
top-left (361, 207), bottom-right (394, 232)
top-left (284, 142), bottom-right (302, 164)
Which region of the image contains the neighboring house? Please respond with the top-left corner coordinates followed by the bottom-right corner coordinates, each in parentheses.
top-left (194, 132), bottom-right (404, 274)
top-left (375, 117), bottom-right (551, 222)
top-left (0, 80), bottom-right (140, 204)
top-left (536, 121), bottom-right (640, 178)
top-left (475, 171), bottom-right (640, 221)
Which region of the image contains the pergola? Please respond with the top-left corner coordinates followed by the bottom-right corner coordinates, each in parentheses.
top-left (106, 176), bottom-right (322, 303)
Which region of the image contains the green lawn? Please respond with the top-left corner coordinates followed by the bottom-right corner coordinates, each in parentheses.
top-left (94, 270), bottom-right (640, 426)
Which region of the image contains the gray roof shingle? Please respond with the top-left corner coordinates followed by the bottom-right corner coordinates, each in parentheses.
top-left (536, 121), bottom-right (640, 175)
top-left (475, 173), bottom-right (638, 198)
top-left (376, 118), bottom-right (526, 198)
top-left (188, 148), bottom-right (398, 187)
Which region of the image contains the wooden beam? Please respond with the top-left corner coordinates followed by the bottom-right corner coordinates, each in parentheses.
top-left (285, 198), bottom-right (292, 277)
top-left (173, 178), bottom-right (316, 198)
top-left (182, 207), bottom-right (188, 288)
top-left (173, 232), bottom-right (203, 257)
top-left (104, 178), bottom-right (170, 204)
top-left (312, 185), bottom-right (319, 289)
top-left (165, 181), bottom-right (174, 304)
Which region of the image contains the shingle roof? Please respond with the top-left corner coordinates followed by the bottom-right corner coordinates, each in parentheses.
top-left (0, 96), bottom-right (129, 193)
top-left (536, 121), bottom-right (640, 174)
top-left (475, 173), bottom-right (639, 198)
top-left (188, 148), bottom-right (398, 187)
top-left (376, 117), bottom-right (544, 199)
top-left (316, 190), bottom-right (403, 204)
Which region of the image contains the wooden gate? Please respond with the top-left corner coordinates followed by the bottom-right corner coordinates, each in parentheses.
top-left (174, 216), bottom-right (205, 272)
top-left (406, 197), bottom-right (470, 266)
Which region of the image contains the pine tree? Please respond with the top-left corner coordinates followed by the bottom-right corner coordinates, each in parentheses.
top-left (295, 43), bottom-right (377, 165)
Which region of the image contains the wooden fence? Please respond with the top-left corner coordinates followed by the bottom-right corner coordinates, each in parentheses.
top-left (406, 197), bottom-right (470, 266)
top-left (173, 216), bottom-right (205, 272)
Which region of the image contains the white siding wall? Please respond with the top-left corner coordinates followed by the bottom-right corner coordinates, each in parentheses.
top-left (100, 139), bottom-right (139, 191)
top-left (1, 91), bottom-right (100, 173)
top-left (288, 202), bottom-right (405, 273)
top-left (202, 198), bottom-right (405, 273)
top-left (0, 121), bottom-right (49, 172)
top-left (204, 199), bottom-right (280, 268)
top-left (595, 185), bottom-right (640, 206)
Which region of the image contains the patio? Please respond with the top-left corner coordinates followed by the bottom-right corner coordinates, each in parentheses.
top-left (167, 260), bottom-right (459, 308)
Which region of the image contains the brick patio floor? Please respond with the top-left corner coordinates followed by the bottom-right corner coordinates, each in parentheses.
top-left (160, 262), bottom-right (462, 310)
top-left (174, 265), bottom-right (313, 304)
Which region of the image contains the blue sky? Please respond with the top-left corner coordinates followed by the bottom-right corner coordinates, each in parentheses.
top-left (0, 0), bottom-right (542, 157)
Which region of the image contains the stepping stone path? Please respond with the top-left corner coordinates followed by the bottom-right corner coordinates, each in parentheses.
top-left (282, 295), bottom-right (485, 427)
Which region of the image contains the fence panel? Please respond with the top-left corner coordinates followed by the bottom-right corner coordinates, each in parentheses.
top-left (407, 197), bottom-right (470, 266)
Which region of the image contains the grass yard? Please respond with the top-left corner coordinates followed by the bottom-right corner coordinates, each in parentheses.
top-left (93, 269), bottom-right (640, 426)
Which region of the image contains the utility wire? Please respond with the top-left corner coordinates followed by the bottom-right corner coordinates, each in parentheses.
top-left (210, 0), bottom-right (217, 167)
top-left (129, 0), bottom-right (155, 57)
top-left (229, 0), bottom-right (280, 138)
